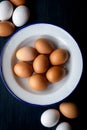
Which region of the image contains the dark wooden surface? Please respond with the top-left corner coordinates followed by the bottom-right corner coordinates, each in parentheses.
top-left (0, 0), bottom-right (86, 130)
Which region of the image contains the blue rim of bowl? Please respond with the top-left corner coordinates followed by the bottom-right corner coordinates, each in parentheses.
top-left (0, 22), bottom-right (83, 107)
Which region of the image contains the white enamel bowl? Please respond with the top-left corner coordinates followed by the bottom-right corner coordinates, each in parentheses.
top-left (0, 23), bottom-right (83, 106)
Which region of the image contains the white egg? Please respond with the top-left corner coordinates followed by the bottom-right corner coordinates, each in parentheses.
top-left (0, 0), bottom-right (13, 21)
top-left (56, 122), bottom-right (72, 130)
top-left (12, 5), bottom-right (30, 27)
top-left (40, 109), bottom-right (60, 128)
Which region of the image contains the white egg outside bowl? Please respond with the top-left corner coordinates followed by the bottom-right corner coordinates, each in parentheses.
top-left (0, 23), bottom-right (83, 106)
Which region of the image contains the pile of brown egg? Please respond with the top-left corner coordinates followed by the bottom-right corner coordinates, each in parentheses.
top-left (13, 38), bottom-right (69, 91)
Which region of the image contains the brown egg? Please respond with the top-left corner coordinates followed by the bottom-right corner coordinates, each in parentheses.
top-left (14, 61), bottom-right (33, 78)
top-left (10, 0), bottom-right (26, 6)
top-left (46, 66), bottom-right (66, 83)
top-left (16, 46), bottom-right (38, 61)
top-left (49, 49), bottom-right (69, 65)
top-left (34, 38), bottom-right (54, 54)
top-left (59, 102), bottom-right (78, 119)
top-left (29, 74), bottom-right (48, 91)
top-left (33, 54), bottom-right (49, 73)
top-left (0, 21), bottom-right (15, 37)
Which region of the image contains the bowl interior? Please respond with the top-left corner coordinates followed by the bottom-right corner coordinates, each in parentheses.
top-left (12, 34), bottom-right (70, 95)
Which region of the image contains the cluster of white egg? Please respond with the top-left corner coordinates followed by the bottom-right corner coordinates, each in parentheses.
top-left (0, 0), bottom-right (30, 36)
top-left (40, 102), bottom-right (78, 130)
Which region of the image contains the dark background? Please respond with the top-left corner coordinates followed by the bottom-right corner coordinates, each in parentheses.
top-left (0, 0), bottom-right (86, 130)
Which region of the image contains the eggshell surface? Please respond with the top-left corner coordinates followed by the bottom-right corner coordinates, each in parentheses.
top-left (59, 102), bottom-right (78, 119)
top-left (16, 46), bottom-right (38, 61)
top-left (40, 109), bottom-right (60, 128)
top-left (0, 0), bottom-right (13, 21)
top-left (34, 38), bottom-right (54, 54)
top-left (0, 21), bottom-right (15, 37)
top-left (14, 61), bottom-right (33, 78)
top-left (29, 74), bottom-right (48, 91)
top-left (46, 66), bottom-right (66, 83)
top-left (12, 5), bottom-right (30, 27)
top-left (33, 54), bottom-right (49, 73)
top-left (10, 0), bottom-right (26, 6)
top-left (50, 49), bottom-right (69, 65)
top-left (56, 122), bottom-right (72, 130)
